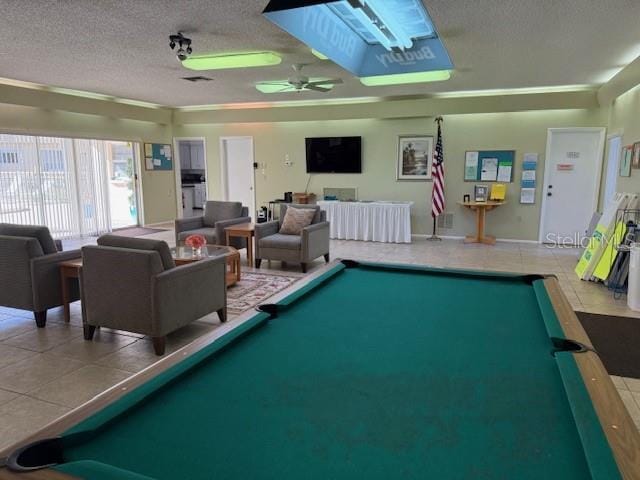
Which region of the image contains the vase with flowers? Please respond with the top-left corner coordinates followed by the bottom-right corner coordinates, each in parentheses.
top-left (184, 234), bottom-right (206, 258)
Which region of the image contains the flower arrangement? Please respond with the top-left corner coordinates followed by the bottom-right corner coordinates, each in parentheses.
top-left (184, 234), bottom-right (206, 256)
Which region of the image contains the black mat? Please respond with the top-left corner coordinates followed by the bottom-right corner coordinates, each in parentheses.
top-left (575, 311), bottom-right (640, 379)
top-left (111, 227), bottom-right (168, 237)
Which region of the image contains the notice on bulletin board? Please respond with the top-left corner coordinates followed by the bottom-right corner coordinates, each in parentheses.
top-left (464, 151), bottom-right (479, 180)
top-left (480, 157), bottom-right (498, 181)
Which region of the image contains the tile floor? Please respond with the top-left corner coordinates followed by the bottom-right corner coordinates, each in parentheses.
top-left (0, 228), bottom-right (639, 452)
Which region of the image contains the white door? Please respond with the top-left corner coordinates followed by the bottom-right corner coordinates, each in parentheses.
top-left (220, 137), bottom-right (255, 220)
top-left (603, 135), bottom-right (621, 210)
top-left (540, 128), bottom-right (605, 244)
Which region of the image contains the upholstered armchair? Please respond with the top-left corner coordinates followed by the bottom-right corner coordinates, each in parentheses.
top-left (175, 201), bottom-right (250, 249)
top-left (0, 223), bottom-right (81, 327)
top-left (255, 204), bottom-right (330, 273)
top-left (81, 235), bottom-right (227, 355)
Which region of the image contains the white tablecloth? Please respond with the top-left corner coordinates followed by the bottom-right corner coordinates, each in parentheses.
top-left (318, 201), bottom-right (413, 243)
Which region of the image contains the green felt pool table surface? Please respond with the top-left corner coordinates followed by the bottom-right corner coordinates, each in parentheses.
top-left (2, 261), bottom-right (639, 480)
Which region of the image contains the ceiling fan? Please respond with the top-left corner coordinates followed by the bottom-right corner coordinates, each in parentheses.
top-left (256, 64), bottom-right (343, 93)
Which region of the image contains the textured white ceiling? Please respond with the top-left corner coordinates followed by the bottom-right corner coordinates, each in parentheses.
top-left (0, 0), bottom-right (639, 107)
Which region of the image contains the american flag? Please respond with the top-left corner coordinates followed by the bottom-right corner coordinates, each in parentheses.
top-left (431, 117), bottom-right (445, 218)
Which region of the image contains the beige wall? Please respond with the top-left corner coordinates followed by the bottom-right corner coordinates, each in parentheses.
top-left (0, 101), bottom-right (177, 225)
top-left (606, 83), bottom-right (640, 196)
top-left (174, 107), bottom-right (606, 241)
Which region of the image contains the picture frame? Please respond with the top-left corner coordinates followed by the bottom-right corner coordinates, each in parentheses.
top-left (396, 135), bottom-right (433, 181)
top-left (620, 145), bottom-right (633, 177)
top-left (633, 142), bottom-right (640, 169)
top-left (474, 185), bottom-right (489, 202)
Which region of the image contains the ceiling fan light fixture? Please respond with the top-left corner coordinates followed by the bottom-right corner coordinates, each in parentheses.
top-left (182, 52), bottom-right (282, 71)
top-left (256, 77), bottom-right (336, 94)
top-left (360, 70), bottom-right (451, 86)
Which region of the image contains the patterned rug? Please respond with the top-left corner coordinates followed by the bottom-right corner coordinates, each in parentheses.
top-left (227, 272), bottom-right (299, 314)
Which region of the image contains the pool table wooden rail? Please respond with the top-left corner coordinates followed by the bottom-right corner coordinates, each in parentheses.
top-left (543, 278), bottom-right (640, 480)
top-left (1, 265), bottom-right (639, 479)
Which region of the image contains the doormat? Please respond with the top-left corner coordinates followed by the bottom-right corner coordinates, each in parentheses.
top-left (227, 272), bottom-right (298, 315)
top-left (575, 310), bottom-right (640, 378)
top-left (111, 227), bottom-right (169, 237)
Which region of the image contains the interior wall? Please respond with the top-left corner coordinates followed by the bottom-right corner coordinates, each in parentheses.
top-left (0, 102), bottom-right (176, 225)
top-left (174, 107), bottom-right (606, 241)
top-left (606, 83), bottom-right (640, 196)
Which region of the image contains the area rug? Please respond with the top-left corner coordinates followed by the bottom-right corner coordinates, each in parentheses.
top-left (575, 311), bottom-right (640, 378)
top-left (111, 227), bottom-right (168, 237)
top-left (227, 272), bottom-right (299, 314)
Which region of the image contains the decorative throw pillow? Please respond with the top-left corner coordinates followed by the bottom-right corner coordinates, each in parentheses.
top-left (279, 208), bottom-right (316, 235)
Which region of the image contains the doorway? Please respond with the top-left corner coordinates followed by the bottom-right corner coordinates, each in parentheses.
top-left (220, 136), bottom-right (256, 220)
top-left (603, 135), bottom-right (622, 210)
top-left (106, 141), bottom-right (140, 229)
top-left (539, 128), bottom-right (606, 245)
top-left (174, 137), bottom-right (207, 219)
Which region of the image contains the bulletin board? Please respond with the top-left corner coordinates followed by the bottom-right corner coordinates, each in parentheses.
top-left (464, 150), bottom-right (515, 182)
top-left (144, 143), bottom-right (173, 171)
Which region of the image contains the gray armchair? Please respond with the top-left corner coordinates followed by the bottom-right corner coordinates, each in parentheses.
top-left (175, 201), bottom-right (250, 249)
top-left (255, 204), bottom-right (330, 273)
top-left (0, 223), bottom-right (80, 327)
top-left (81, 235), bottom-right (227, 355)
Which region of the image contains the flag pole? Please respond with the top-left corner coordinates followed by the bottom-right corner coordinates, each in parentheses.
top-left (427, 116), bottom-right (444, 241)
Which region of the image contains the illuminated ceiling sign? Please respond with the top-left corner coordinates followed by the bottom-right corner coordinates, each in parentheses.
top-left (263, 0), bottom-right (453, 78)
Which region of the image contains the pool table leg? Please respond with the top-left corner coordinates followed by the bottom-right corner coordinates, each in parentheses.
top-left (301, 263), bottom-right (307, 273)
top-left (217, 307), bottom-right (227, 323)
top-left (152, 336), bottom-right (166, 356)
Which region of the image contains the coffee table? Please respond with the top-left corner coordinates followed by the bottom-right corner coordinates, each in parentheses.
top-left (170, 244), bottom-right (241, 287)
top-left (224, 222), bottom-right (255, 267)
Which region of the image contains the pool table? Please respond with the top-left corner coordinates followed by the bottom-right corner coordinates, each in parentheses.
top-left (2, 261), bottom-right (639, 480)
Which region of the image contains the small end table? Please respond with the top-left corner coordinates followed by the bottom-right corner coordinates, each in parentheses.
top-left (458, 201), bottom-right (505, 245)
top-left (59, 258), bottom-right (83, 322)
top-left (225, 223), bottom-right (255, 267)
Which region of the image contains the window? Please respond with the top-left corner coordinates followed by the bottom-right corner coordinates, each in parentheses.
top-left (0, 134), bottom-right (139, 238)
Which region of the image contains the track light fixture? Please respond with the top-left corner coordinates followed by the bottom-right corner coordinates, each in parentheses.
top-left (169, 32), bottom-right (193, 62)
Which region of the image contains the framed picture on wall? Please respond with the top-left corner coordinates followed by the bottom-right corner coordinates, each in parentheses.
top-left (396, 135), bottom-right (433, 181)
top-left (633, 142), bottom-right (640, 169)
top-left (620, 145), bottom-right (633, 177)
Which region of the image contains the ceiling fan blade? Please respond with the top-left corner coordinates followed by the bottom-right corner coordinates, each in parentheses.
top-left (305, 84), bottom-right (331, 93)
top-left (256, 82), bottom-right (290, 86)
top-left (308, 78), bottom-right (343, 86)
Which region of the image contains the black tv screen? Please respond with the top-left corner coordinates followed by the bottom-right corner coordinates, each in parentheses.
top-left (305, 137), bottom-right (361, 173)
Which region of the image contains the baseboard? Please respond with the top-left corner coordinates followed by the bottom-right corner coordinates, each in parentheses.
top-left (144, 221), bottom-right (175, 228)
top-left (411, 234), bottom-right (540, 244)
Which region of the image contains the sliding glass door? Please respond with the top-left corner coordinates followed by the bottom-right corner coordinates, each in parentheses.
top-left (0, 134), bottom-right (140, 238)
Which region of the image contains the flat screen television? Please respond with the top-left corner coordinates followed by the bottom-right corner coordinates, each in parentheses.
top-left (305, 136), bottom-right (362, 173)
